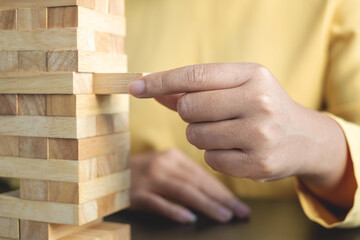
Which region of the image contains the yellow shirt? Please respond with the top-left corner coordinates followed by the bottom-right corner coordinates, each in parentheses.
top-left (126, 0), bottom-right (360, 228)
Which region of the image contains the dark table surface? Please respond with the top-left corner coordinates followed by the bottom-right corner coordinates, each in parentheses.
top-left (105, 198), bottom-right (360, 240)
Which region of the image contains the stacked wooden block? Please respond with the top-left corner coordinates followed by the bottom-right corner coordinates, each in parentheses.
top-left (0, 0), bottom-right (141, 239)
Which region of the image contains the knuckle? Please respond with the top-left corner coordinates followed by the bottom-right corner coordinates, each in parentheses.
top-left (148, 156), bottom-right (167, 178)
top-left (185, 65), bottom-right (207, 87)
top-left (251, 155), bottom-right (275, 180)
top-left (177, 94), bottom-right (192, 122)
top-left (254, 122), bottom-right (272, 144)
top-left (253, 64), bottom-right (273, 80)
top-left (253, 94), bottom-right (275, 115)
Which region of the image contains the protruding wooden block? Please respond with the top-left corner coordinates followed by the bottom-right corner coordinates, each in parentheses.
top-left (20, 136), bottom-right (48, 159)
top-left (20, 179), bottom-right (49, 201)
top-left (0, 94), bottom-right (17, 115)
top-left (0, 51), bottom-right (18, 73)
top-left (46, 94), bottom-right (128, 117)
top-left (18, 94), bottom-right (46, 116)
top-left (48, 6), bottom-right (78, 28)
top-left (0, 136), bottom-right (19, 157)
top-left (93, 73), bottom-right (143, 94)
top-left (18, 51), bottom-right (47, 72)
top-left (0, 10), bottom-right (17, 30)
top-left (17, 7), bottom-right (47, 30)
top-left (49, 132), bottom-right (129, 160)
top-left (0, 217), bottom-right (19, 239)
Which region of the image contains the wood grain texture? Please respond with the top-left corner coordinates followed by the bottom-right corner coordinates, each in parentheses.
top-left (18, 51), bottom-right (47, 72)
top-left (48, 6), bottom-right (78, 28)
top-left (20, 179), bottom-right (49, 201)
top-left (47, 50), bottom-right (78, 72)
top-left (97, 150), bottom-right (129, 177)
top-left (0, 28), bottom-right (77, 51)
top-left (46, 94), bottom-right (128, 116)
top-left (0, 10), bottom-right (16, 30)
top-left (96, 113), bottom-right (129, 136)
top-left (93, 0), bottom-right (109, 13)
top-left (49, 132), bottom-right (130, 160)
top-left (17, 8), bottom-right (47, 30)
top-left (0, 115), bottom-right (96, 138)
top-left (0, 72), bottom-right (93, 94)
top-left (0, 0), bottom-right (94, 9)
top-left (0, 136), bottom-right (19, 156)
top-left (49, 170), bottom-right (130, 204)
top-left (0, 94), bottom-right (17, 115)
top-left (93, 73), bottom-right (144, 94)
top-left (19, 136), bottom-right (48, 159)
top-left (59, 222), bottom-right (130, 240)
top-left (0, 51), bottom-right (18, 73)
top-left (78, 6), bottom-right (125, 36)
top-left (49, 219), bottom-right (102, 240)
top-left (18, 94), bottom-right (46, 116)
top-left (0, 217), bottom-right (19, 239)
top-left (47, 50), bottom-right (127, 73)
top-left (95, 32), bottom-right (124, 54)
top-left (0, 157), bottom-right (80, 182)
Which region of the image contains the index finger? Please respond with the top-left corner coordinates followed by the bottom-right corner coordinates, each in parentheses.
top-left (129, 63), bottom-right (256, 98)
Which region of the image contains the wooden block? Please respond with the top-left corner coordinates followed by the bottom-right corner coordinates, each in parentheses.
top-left (0, 0), bottom-right (95, 9)
top-left (97, 151), bottom-right (129, 177)
top-left (49, 132), bottom-right (130, 160)
top-left (0, 51), bottom-right (18, 73)
top-left (0, 157), bottom-right (80, 182)
top-left (94, 0), bottom-right (109, 13)
top-left (19, 136), bottom-right (48, 159)
top-left (48, 6), bottom-right (78, 28)
top-left (0, 115), bottom-right (96, 138)
top-left (78, 6), bottom-right (125, 36)
top-left (0, 136), bottom-right (19, 156)
top-left (93, 73), bottom-right (144, 94)
top-left (18, 51), bottom-right (47, 72)
top-left (94, 32), bottom-right (124, 54)
top-left (20, 179), bottom-right (49, 201)
top-left (47, 50), bottom-right (78, 72)
top-left (0, 28), bottom-right (78, 51)
top-left (17, 8), bottom-right (47, 30)
top-left (18, 94), bottom-right (46, 116)
top-left (49, 170), bottom-right (130, 204)
top-left (49, 219), bottom-right (102, 240)
top-left (0, 10), bottom-right (16, 30)
top-left (20, 220), bottom-right (49, 240)
top-left (96, 113), bottom-right (129, 136)
top-left (47, 50), bottom-right (127, 73)
top-left (0, 94), bottom-right (17, 115)
top-left (96, 190), bottom-right (129, 218)
top-left (0, 217), bottom-right (19, 239)
top-left (79, 158), bottom-right (97, 182)
top-left (0, 72), bottom-right (93, 94)
top-left (46, 94), bottom-right (128, 117)
top-left (109, 0), bottom-right (124, 16)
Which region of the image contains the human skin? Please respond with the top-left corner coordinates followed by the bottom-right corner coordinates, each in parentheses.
top-left (130, 149), bottom-right (250, 223)
top-left (129, 63), bottom-right (356, 210)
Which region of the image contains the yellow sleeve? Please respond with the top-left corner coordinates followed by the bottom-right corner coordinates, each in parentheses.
top-left (296, 0), bottom-right (360, 228)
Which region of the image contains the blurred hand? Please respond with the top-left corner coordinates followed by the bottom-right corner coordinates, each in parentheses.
top-left (129, 63), bottom-right (349, 196)
top-left (130, 148), bottom-right (250, 223)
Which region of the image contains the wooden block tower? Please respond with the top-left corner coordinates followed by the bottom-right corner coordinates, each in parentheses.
top-left (0, 0), bottom-right (141, 239)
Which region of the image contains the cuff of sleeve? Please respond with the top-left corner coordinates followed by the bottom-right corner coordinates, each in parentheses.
top-left (296, 113), bottom-right (360, 228)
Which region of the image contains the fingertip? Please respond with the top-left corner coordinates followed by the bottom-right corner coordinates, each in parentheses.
top-left (178, 210), bottom-right (198, 224)
top-left (129, 79), bottom-right (145, 97)
top-left (233, 202), bottom-right (251, 219)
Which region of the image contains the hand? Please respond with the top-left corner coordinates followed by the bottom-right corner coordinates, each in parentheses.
top-left (130, 148), bottom-right (250, 223)
top-left (129, 63), bottom-right (350, 206)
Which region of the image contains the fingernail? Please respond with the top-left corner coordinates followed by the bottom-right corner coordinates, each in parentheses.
top-left (178, 211), bottom-right (197, 223)
top-left (217, 207), bottom-right (233, 222)
top-left (234, 202), bottom-right (250, 218)
top-left (129, 80), bottom-right (145, 96)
